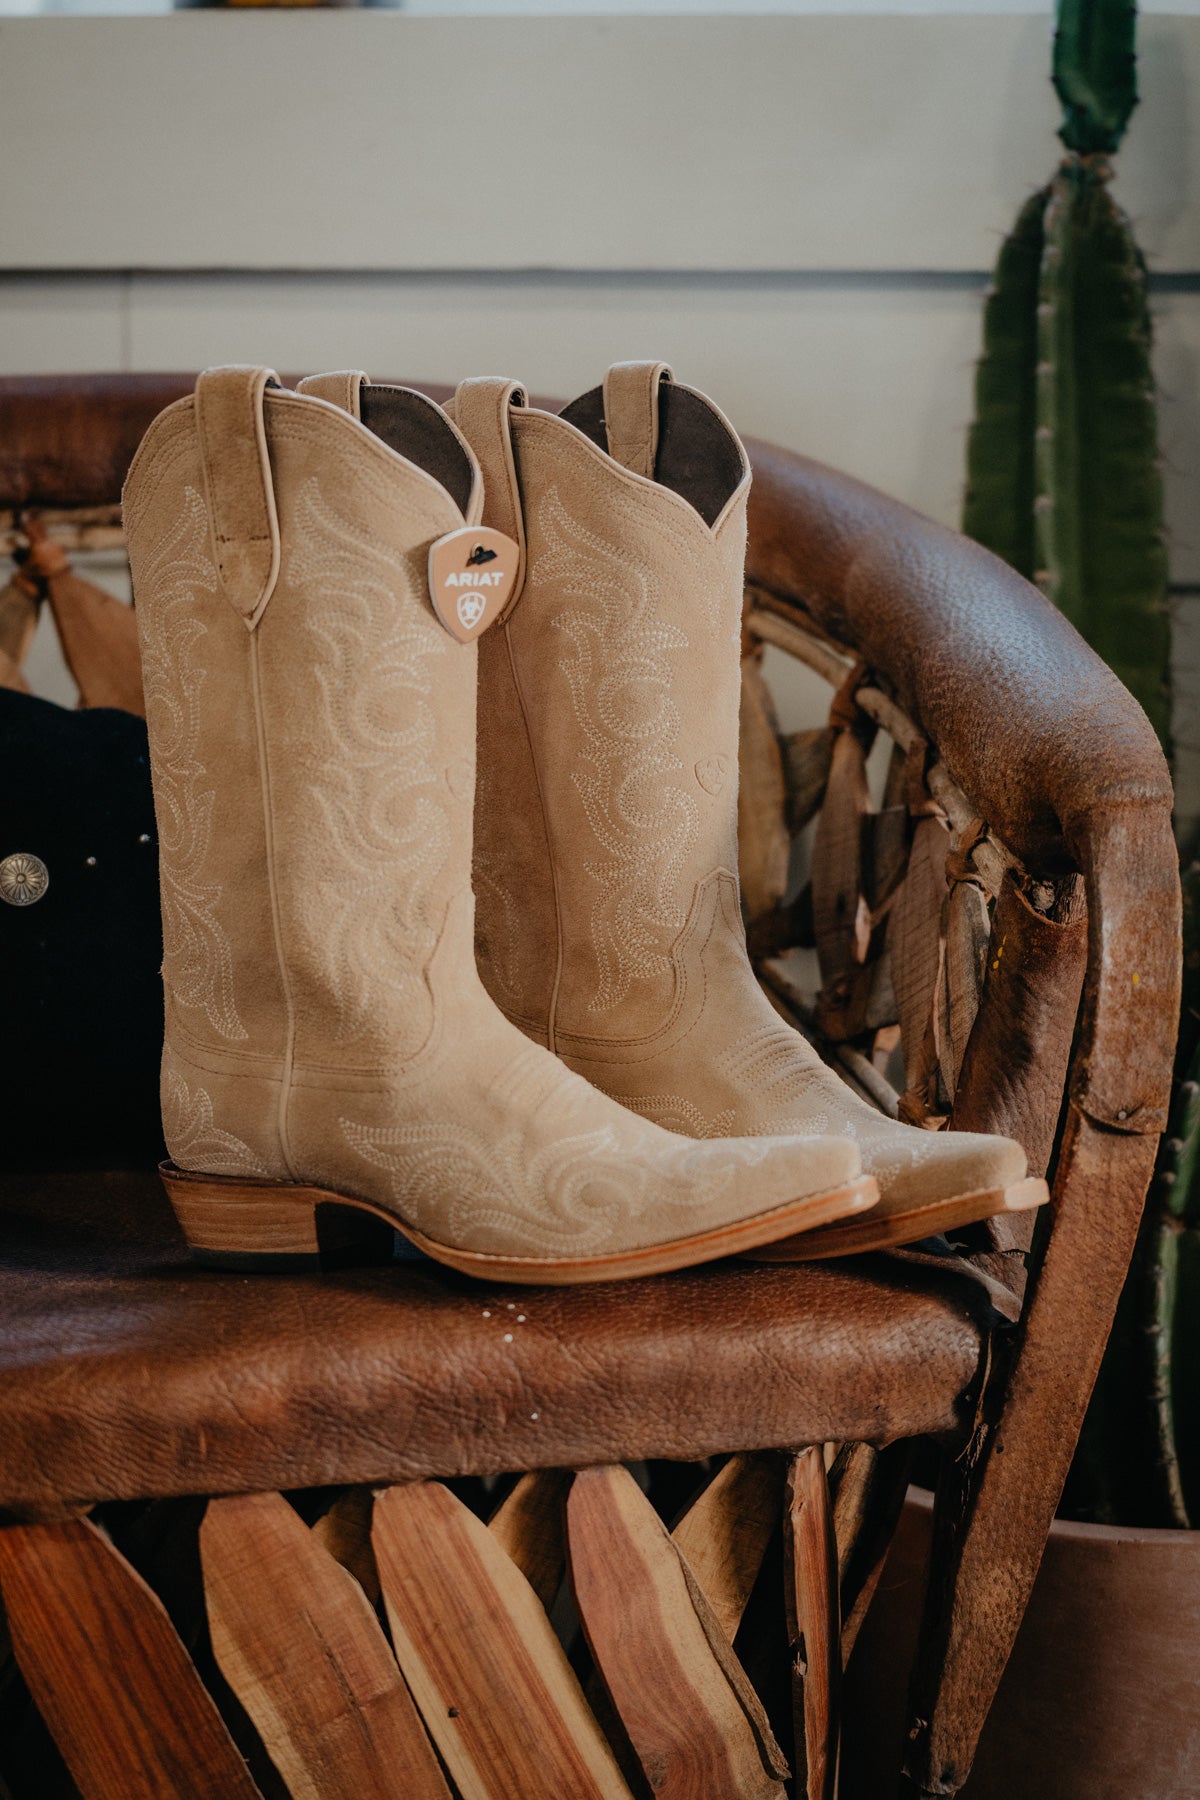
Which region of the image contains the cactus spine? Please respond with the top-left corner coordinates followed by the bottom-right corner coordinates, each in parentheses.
top-left (965, 0), bottom-right (1192, 1527)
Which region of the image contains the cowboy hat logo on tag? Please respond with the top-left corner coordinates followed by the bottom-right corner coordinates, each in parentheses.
top-left (428, 527), bottom-right (521, 643)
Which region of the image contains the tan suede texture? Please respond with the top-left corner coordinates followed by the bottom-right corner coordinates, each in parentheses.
top-left (193, 364), bottom-right (281, 625)
top-left (123, 370), bottom-right (866, 1261)
top-left (465, 366), bottom-right (1028, 1219)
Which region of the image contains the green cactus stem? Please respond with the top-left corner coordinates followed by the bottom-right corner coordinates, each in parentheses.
top-left (1054, 0), bottom-right (1139, 154)
top-left (1034, 157), bottom-right (1169, 749)
top-left (967, 158), bottom-right (1169, 752)
top-left (963, 190), bottom-right (1048, 577)
top-left (1145, 1048), bottom-right (1200, 1527)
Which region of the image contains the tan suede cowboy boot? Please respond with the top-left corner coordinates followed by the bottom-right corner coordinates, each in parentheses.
top-left (456, 362), bottom-right (1047, 1258)
top-left (122, 366), bottom-right (875, 1283)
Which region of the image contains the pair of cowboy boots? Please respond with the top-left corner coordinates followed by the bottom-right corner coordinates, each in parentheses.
top-left (122, 362), bottom-right (1043, 1284)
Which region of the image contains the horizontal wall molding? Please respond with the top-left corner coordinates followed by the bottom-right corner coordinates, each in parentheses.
top-left (1, 13), bottom-right (1196, 273)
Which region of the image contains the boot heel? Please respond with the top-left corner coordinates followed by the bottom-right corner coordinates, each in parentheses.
top-left (160, 1163), bottom-right (394, 1271)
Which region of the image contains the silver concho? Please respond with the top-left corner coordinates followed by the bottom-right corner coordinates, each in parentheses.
top-left (0, 852), bottom-right (50, 907)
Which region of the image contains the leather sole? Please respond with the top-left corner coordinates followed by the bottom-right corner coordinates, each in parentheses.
top-left (746, 1175), bottom-right (1048, 1262)
top-left (160, 1162), bottom-right (880, 1285)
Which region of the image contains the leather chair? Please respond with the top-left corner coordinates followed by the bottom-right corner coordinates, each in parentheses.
top-left (0, 375), bottom-right (1180, 1800)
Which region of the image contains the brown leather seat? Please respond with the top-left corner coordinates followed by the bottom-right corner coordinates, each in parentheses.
top-left (0, 373), bottom-right (1180, 1798)
top-left (0, 1170), bottom-right (986, 1518)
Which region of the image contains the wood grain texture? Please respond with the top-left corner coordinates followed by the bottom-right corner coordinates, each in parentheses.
top-left (0, 1516), bottom-right (261, 1800)
top-left (939, 878), bottom-right (991, 1100)
top-left (310, 1485), bottom-right (381, 1605)
top-left (889, 814), bottom-right (952, 1109)
top-left (202, 1491), bottom-right (447, 1800)
top-left (670, 1454), bottom-right (785, 1645)
top-left (863, 806), bottom-right (911, 914)
top-left (738, 647), bottom-right (790, 921)
top-left (488, 1469), bottom-right (572, 1612)
top-left (781, 726), bottom-right (834, 834)
top-left (812, 727), bottom-right (872, 992)
top-left (785, 1449), bottom-right (841, 1800)
top-left (374, 1479), bottom-right (630, 1800)
top-left (829, 1441), bottom-right (915, 1662)
top-left (569, 1464), bottom-right (788, 1800)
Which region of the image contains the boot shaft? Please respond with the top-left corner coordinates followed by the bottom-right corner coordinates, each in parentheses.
top-left (124, 369), bottom-right (486, 1093)
top-left (467, 365), bottom-right (751, 1048)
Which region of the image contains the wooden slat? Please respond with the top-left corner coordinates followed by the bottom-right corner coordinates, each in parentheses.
top-left (854, 685), bottom-right (1018, 894)
top-left (812, 727), bottom-right (872, 991)
top-left (743, 604), bottom-right (852, 689)
top-left (888, 814), bottom-right (951, 1102)
top-left (781, 726), bottom-right (834, 835)
top-left (374, 1480), bottom-right (630, 1800)
top-left (784, 1449), bottom-right (841, 1800)
top-left (829, 1442), bottom-right (916, 1663)
top-left (569, 1464), bottom-right (789, 1800)
top-left (862, 806), bottom-right (910, 913)
top-left (939, 877), bottom-right (992, 1099)
top-left (488, 1470), bottom-right (571, 1613)
top-left (202, 1491), bottom-right (448, 1800)
top-left (829, 1443), bottom-right (877, 1594)
top-left (0, 1517), bottom-right (261, 1800)
top-left (738, 648), bottom-right (790, 921)
top-left (310, 1485), bottom-right (381, 1606)
top-left (670, 1454), bottom-right (785, 1646)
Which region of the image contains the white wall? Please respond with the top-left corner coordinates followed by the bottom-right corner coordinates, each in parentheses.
top-left (2, 12), bottom-right (1197, 809)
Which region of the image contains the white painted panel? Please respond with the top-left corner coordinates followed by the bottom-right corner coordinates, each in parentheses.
top-left (1, 15), bottom-right (1195, 273)
top-left (0, 275), bottom-right (125, 371)
top-left (124, 273), bottom-right (985, 569)
top-left (126, 270), bottom-right (986, 524)
top-left (1157, 289), bottom-right (1200, 588)
top-left (123, 268), bottom-right (1200, 580)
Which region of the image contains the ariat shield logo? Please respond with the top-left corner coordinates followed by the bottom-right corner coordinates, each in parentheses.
top-left (428, 527), bottom-right (521, 643)
top-left (695, 755), bottom-right (728, 796)
top-left (456, 590), bottom-right (487, 631)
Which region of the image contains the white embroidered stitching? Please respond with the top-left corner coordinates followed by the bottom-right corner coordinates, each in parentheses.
top-left (288, 476), bottom-right (450, 1047)
top-left (139, 485), bottom-right (247, 1041)
top-left (162, 1063), bottom-right (267, 1176)
top-left (534, 484), bottom-right (700, 1014)
top-left (337, 1043), bottom-right (780, 1257)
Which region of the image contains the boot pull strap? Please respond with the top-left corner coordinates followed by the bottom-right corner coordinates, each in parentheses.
top-left (602, 361), bottom-right (673, 480)
top-left (296, 370), bottom-right (367, 418)
top-left (452, 377), bottom-right (527, 611)
top-left (194, 366), bottom-right (282, 630)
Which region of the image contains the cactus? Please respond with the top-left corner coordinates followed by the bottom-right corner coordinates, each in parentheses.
top-left (1053, 0), bottom-right (1139, 154)
top-left (964, 0), bottom-right (1169, 752)
top-left (965, 0), bottom-right (1191, 1527)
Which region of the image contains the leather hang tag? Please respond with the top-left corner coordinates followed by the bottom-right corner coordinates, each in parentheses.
top-left (428, 526), bottom-right (520, 643)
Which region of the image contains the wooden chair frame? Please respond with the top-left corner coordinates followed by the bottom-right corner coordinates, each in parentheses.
top-left (0, 376), bottom-right (1180, 1800)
